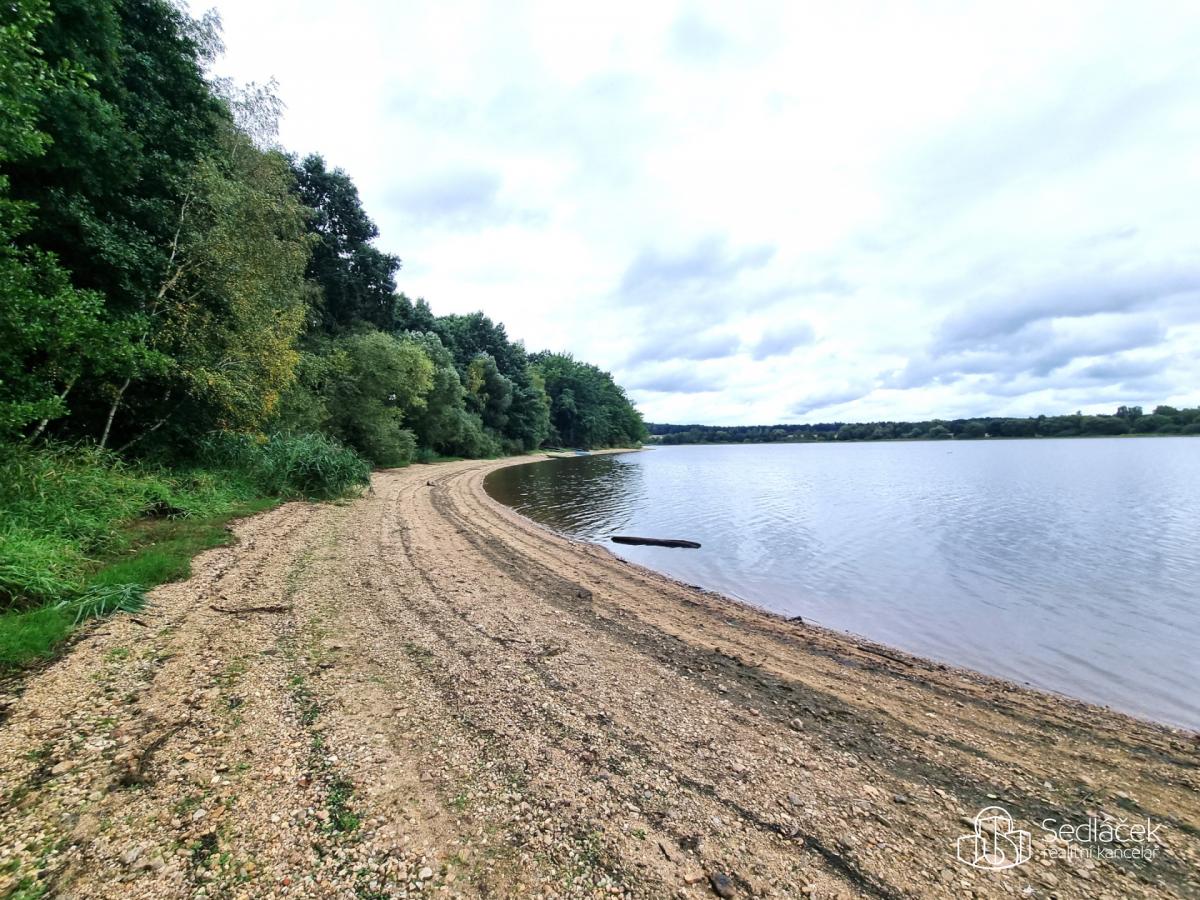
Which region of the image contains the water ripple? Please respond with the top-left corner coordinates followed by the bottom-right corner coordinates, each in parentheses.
top-left (485, 440), bottom-right (1200, 729)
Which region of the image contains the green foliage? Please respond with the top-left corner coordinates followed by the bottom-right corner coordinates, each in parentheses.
top-left (0, 438), bottom-right (365, 609)
top-left (1, 0), bottom-right (225, 444)
top-left (531, 352), bottom-right (646, 449)
top-left (197, 432), bottom-right (370, 499)
top-left (0, 0), bottom-right (110, 435)
top-left (0, 0), bottom-right (644, 669)
top-left (0, 604), bottom-right (72, 669)
top-left (321, 331), bottom-right (433, 466)
top-left (6, 0), bottom-right (222, 314)
top-left (0, 253), bottom-right (109, 434)
top-left (436, 312), bottom-right (551, 451)
top-left (290, 153), bottom-right (400, 333)
top-left (465, 353), bottom-right (513, 433)
top-left (273, 334), bottom-right (432, 466)
top-left (57, 583), bottom-right (144, 626)
top-left (0, 438), bottom-right (366, 667)
top-left (255, 433), bottom-right (370, 498)
top-left (402, 332), bottom-right (499, 457)
top-left (0, 442), bottom-right (166, 607)
top-left (157, 124), bottom-right (312, 434)
top-left (0, 0), bottom-right (53, 162)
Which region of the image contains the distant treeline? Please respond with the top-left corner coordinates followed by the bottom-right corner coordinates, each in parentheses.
top-left (649, 405), bottom-right (1200, 445)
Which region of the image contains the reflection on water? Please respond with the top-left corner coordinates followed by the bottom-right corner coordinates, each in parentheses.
top-left (485, 440), bottom-right (1200, 730)
top-left (486, 455), bottom-right (647, 539)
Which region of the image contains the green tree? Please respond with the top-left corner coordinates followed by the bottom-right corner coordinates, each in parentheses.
top-left (1133, 414), bottom-right (1171, 433)
top-left (150, 125), bottom-right (312, 440)
top-left (465, 353), bottom-right (513, 434)
top-left (290, 154), bottom-right (400, 333)
top-left (1077, 415), bottom-right (1129, 436)
top-left (531, 352), bottom-right (645, 449)
top-left (2, 0), bottom-right (226, 444)
top-left (325, 332), bottom-right (433, 466)
top-left (401, 332), bottom-right (497, 457)
top-left (435, 311), bottom-right (550, 450)
top-left (0, 0), bottom-right (112, 436)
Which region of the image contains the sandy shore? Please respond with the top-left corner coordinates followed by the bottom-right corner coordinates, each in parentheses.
top-left (1, 455), bottom-right (1197, 899)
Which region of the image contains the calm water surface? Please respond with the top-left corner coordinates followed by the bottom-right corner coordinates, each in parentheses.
top-left (485, 439), bottom-right (1200, 729)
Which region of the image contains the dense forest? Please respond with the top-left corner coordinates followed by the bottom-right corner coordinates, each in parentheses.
top-left (0, 0), bottom-right (644, 460)
top-left (0, 0), bottom-right (643, 663)
top-left (650, 405), bottom-right (1200, 445)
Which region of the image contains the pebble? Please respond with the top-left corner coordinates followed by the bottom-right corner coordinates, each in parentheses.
top-left (708, 871), bottom-right (736, 898)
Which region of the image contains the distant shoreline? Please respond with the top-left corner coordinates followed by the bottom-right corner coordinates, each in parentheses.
top-left (648, 404), bottom-right (1200, 445)
top-left (645, 431), bottom-right (1200, 447)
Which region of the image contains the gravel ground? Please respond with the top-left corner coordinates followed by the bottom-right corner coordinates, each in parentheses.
top-left (0, 455), bottom-right (1197, 899)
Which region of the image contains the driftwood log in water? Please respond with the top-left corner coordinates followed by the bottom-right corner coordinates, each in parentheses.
top-left (611, 535), bottom-right (701, 549)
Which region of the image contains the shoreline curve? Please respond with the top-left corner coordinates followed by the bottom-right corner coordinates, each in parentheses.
top-left (0, 453), bottom-right (1194, 898)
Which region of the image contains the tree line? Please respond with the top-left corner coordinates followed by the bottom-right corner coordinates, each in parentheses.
top-left (649, 405), bottom-right (1200, 445)
top-left (0, 0), bottom-right (646, 471)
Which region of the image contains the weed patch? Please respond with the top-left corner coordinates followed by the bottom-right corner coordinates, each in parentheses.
top-left (0, 438), bottom-right (366, 669)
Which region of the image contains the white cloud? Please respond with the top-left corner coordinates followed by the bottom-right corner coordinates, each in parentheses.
top-left (211, 0), bottom-right (1200, 424)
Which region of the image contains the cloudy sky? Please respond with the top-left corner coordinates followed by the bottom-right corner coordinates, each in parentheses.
top-left (212, 1), bottom-right (1200, 425)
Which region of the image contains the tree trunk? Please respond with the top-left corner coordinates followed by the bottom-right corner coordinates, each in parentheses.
top-left (98, 376), bottom-right (131, 450)
top-left (28, 377), bottom-right (77, 442)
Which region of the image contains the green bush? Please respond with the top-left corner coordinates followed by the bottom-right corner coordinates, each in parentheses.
top-left (256, 433), bottom-right (371, 497)
top-left (198, 432), bottom-right (371, 498)
top-left (322, 332), bottom-right (433, 466)
top-left (0, 443), bottom-right (155, 549)
top-left (433, 408), bottom-right (501, 459)
top-left (344, 418), bottom-right (418, 468)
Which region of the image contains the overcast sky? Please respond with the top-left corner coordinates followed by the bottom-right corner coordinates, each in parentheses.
top-left (212, 1), bottom-right (1200, 425)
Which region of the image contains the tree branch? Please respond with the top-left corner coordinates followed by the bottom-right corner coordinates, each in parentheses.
top-left (28, 376), bottom-right (77, 442)
top-left (114, 390), bottom-right (173, 454)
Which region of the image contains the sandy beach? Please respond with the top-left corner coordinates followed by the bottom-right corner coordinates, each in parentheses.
top-left (1, 455), bottom-right (1196, 899)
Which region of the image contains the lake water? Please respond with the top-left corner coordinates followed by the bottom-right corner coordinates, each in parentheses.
top-left (485, 439), bottom-right (1200, 730)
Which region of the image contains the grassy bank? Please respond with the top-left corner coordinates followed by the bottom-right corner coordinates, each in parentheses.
top-left (0, 437), bottom-right (369, 668)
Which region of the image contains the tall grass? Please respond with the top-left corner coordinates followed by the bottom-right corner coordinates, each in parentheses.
top-left (198, 433), bottom-right (371, 500)
top-left (0, 435), bottom-right (369, 667)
